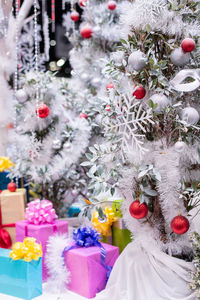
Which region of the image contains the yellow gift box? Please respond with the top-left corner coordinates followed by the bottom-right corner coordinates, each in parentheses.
top-left (0, 189), bottom-right (26, 246)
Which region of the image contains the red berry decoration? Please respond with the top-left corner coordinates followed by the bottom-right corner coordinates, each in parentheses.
top-left (129, 200), bottom-right (148, 219)
top-left (171, 215), bottom-right (190, 235)
top-left (108, 0), bottom-right (117, 10)
top-left (70, 11), bottom-right (80, 22)
top-left (79, 0), bottom-right (87, 7)
top-left (106, 82), bottom-right (114, 90)
top-left (7, 182), bottom-right (17, 192)
top-left (80, 113), bottom-right (88, 119)
top-left (80, 25), bottom-right (93, 39)
top-left (105, 104), bottom-right (111, 111)
top-left (133, 86), bottom-right (146, 99)
top-left (181, 38), bottom-right (195, 53)
top-left (36, 104), bottom-right (50, 119)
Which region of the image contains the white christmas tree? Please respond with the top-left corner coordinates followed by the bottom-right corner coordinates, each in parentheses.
top-left (83, 0), bottom-right (200, 298)
top-left (11, 71), bottom-right (91, 215)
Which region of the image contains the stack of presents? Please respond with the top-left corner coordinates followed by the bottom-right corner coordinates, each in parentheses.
top-left (0, 159), bottom-right (131, 300)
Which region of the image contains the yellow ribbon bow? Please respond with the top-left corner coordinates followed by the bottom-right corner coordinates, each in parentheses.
top-left (92, 206), bottom-right (118, 236)
top-left (0, 157), bottom-right (14, 172)
top-left (9, 237), bottom-right (42, 262)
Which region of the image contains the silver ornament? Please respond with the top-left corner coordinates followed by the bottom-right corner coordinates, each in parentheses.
top-left (170, 48), bottom-right (190, 66)
top-left (98, 214), bottom-right (107, 223)
top-left (170, 69), bottom-right (200, 92)
top-left (174, 141), bottom-right (186, 152)
top-left (181, 107), bottom-right (199, 125)
top-left (150, 94), bottom-right (170, 113)
top-left (71, 189), bottom-right (78, 196)
top-left (91, 77), bottom-right (101, 87)
top-left (80, 72), bottom-right (90, 82)
top-left (63, 141), bottom-right (72, 151)
top-left (52, 139), bottom-right (61, 150)
top-left (93, 25), bottom-right (101, 34)
top-left (128, 50), bottom-right (147, 71)
top-left (15, 89), bottom-right (28, 103)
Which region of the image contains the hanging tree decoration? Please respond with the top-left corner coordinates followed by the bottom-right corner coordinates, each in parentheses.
top-left (51, 0), bottom-right (55, 32)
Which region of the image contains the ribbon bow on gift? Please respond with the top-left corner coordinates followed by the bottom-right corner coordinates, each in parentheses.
top-left (9, 237), bottom-right (42, 262)
top-left (0, 203), bottom-right (15, 249)
top-left (62, 227), bottom-right (113, 279)
top-left (25, 199), bottom-right (58, 225)
top-left (170, 69), bottom-right (200, 92)
top-left (0, 157), bottom-right (14, 172)
top-left (92, 206), bottom-right (118, 237)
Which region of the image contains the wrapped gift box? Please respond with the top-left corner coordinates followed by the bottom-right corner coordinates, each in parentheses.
top-left (16, 219), bottom-right (68, 281)
top-left (64, 243), bottom-right (119, 298)
top-left (0, 188), bottom-right (26, 246)
top-left (112, 219), bottom-right (132, 253)
top-left (0, 172), bottom-right (29, 199)
top-left (0, 248), bottom-right (42, 299)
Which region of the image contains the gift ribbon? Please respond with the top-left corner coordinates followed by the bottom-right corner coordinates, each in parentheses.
top-left (170, 69), bottom-right (200, 92)
top-left (0, 203), bottom-right (15, 249)
top-left (62, 227), bottom-right (112, 280)
top-left (24, 222), bottom-right (57, 237)
top-left (25, 199), bottom-right (58, 225)
top-left (10, 237), bottom-right (42, 262)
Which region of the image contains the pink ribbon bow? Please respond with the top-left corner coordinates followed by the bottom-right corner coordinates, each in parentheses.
top-left (25, 199), bottom-right (58, 225)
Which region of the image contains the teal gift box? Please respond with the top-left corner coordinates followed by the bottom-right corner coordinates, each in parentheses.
top-left (0, 248), bottom-right (42, 300)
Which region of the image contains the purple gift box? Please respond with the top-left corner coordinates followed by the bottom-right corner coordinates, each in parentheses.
top-left (16, 219), bottom-right (68, 281)
top-left (64, 243), bottom-right (119, 298)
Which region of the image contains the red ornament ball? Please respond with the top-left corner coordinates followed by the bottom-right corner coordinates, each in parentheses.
top-left (79, 0), bottom-right (87, 7)
top-left (171, 215), bottom-right (190, 235)
top-left (80, 25), bottom-right (93, 39)
top-left (36, 104), bottom-right (50, 119)
top-left (7, 182), bottom-right (17, 192)
top-left (70, 11), bottom-right (80, 22)
top-left (80, 113), bottom-right (88, 119)
top-left (133, 86), bottom-right (146, 99)
top-left (105, 104), bottom-right (111, 111)
top-left (181, 38), bottom-right (195, 53)
top-left (108, 0), bottom-right (117, 10)
top-left (106, 82), bottom-right (114, 90)
top-left (129, 200), bottom-right (148, 219)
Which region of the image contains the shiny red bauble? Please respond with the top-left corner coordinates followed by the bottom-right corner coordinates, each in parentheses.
top-left (129, 200), bottom-right (148, 219)
top-left (133, 86), bottom-right (146, 99)
top-left (7, 182), bottom-right (17, 192)
top-left (80, 113), bottom-right (88, 119)
top-left (105, 104), bottom-right (111, 111)
top-left (106, 82), bottom-right (114, 90)
top-left (80, 25), bottom-right (93, 39)
top-left (36, 104), bottom-right (50, 119)
top-left (70, 11), bottom-right (80, 22)
top-left (108, 0), bottom-right (117, 10)
top-left (170, 215), bottom-right (190, 235)
top-left (79, 0), bottom-right (87, 7)
top-left (181, 38), bottom-right (195, 53)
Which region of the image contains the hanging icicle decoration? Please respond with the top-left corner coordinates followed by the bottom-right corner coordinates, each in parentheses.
top-left (51, 0), bottom-right (55, 32)
top-left (34, 0), bottom-right (40, 116)
top-left (14, 0), bottom-right (20, 187)
top-left (62, 0), bottom-right (66, 11)
top-left (42, 0), bottom-right (50, 61)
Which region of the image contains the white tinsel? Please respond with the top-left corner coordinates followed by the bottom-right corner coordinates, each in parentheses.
top-left (45, 234), bottom-right (71, 294)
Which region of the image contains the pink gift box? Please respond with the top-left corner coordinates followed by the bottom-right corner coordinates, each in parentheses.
top-left (64, 243), bottom-right (119, 298)
top-left (15, 219), bottom-right (68, 281)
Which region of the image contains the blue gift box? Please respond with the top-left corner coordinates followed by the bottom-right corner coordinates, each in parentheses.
top-left (0, 248), bottom-right (42, 300)
top-left (0, 172), bottom-right (29, 201)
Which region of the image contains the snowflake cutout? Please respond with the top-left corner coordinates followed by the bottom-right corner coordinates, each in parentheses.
top-left (104, 93), bottom-right (154, 160)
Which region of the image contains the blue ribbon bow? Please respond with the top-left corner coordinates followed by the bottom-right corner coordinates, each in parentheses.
top-left (62, 226), bottom-right (112, 279)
